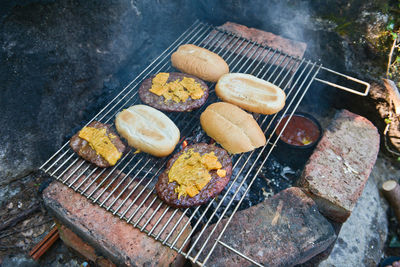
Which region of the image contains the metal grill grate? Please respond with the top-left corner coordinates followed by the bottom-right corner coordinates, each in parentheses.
top-left (39, 20), bottom-right (370, 266)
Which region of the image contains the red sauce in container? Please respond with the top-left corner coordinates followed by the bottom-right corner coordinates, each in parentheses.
top-left (276, 114), bottom-right (321, 146)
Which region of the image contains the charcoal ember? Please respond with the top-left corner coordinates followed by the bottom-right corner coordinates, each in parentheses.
top-left (191, 187), bottom-right (336, 267)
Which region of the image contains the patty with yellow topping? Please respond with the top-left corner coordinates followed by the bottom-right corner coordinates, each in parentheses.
top-left (70, 121), bottom-right (126, 168)
top-left (139, 72), bottom-right (209, 112)
top-left (156, 143), bottom-right (232, 208)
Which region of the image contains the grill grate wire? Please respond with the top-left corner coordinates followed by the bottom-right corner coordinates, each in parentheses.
top-left (39, 20), bottom-right (364, 266)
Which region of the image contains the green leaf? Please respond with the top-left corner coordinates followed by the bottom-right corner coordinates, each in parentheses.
top-left (385, 118), bottom-right (392, 124)
top-left (387, 21), bottom-right (395, 31)
top-left (391, 32), bottom-right (398, 40)
top-left (396, 56), bottom-right (400, 63)
top-left (398, 156), bottom-right (400, 161)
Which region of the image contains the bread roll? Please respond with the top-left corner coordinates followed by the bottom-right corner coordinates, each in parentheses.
top-left (200, 102), bottom-right (266, 154)
top-left (115, 105), bottom-right (180, 157)
top-left (171, 44), bottom-right (229, 82)
top-left (216, 73), bottom-right (286, 114)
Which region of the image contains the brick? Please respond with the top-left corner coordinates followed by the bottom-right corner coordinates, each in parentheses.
top-left (298, 109), bottom-right (380, 223)
top-left (203, 22), bottom-right (307, 73)
top-left (57, 222), bottom-right (115, 267)
top-left (217, 22), bottom-right (307, 58)
top-left (191, 187), bottom-right (336, 267)
top-left (43, 167), bottom-right (191, 267)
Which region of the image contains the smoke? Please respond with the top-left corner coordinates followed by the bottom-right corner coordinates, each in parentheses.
top-left (263, 1), bottom-right (313, 43)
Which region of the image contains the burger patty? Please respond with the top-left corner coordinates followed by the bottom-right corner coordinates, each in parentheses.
top-left (155, 143), bottom-right (232, 208)
top-left (70, 121), bottom-right (126, 168)
top-left (138, 72), bottom-right (209, 112)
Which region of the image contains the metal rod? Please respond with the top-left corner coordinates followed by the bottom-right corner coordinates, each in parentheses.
top-left (315, 66), bottom-right (370, 96)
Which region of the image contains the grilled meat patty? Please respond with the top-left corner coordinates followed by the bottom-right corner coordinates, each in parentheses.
top-left (70, 121), bottom-right (126, 168)
top-left (138, 72), bottom-right (209, 112)
top-left (156, 143), bottom-right (232, 208)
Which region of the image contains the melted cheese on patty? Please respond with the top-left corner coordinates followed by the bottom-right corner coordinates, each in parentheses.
top-left (168, 149), bottom-right (226, 198)
top-left (78, 127), bottom-right (122, 165)
top-left (149, 73), bottom-right (204, 103)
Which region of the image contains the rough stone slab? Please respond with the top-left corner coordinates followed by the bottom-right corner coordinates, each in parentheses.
top-left (298, 109), bottom-right (380, 223)
top-left (318, 165), bottom-right (388, 266)
top-left (43, 171), bottom-right (191, 267)
top-left (57, 222), bottom-right (116, 267)
top-left (191, 187), bottom-right (336, 267)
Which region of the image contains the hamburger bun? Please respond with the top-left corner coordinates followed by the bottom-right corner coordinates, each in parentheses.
top-left (115, 105), bottom-right (180, 157)
top-left (200, 102), bottom-right (266, 154)
top-left (171, 44), bottom-right (229, 82)
top-left (216, 73), bottom-right (286, 114)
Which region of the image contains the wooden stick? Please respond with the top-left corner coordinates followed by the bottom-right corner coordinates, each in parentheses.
top-left (382, 180), bottom-right (400, 223)
top-left (29, 226), bottom-right (59, 260)
top-left (0, 204), bottom-right (40, 231)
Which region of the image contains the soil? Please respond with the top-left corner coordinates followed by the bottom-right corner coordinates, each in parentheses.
top-left (0, 173), bottom-right (84, 266)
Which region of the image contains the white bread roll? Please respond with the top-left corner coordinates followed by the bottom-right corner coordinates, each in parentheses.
top-left (171, 44), bottom-right (229, 82)
top-left (216, 73), bottom-right (286, 114)
top-left (200, 102), bottom-right (266, 154)
top-left (115, 105), bottom-right (180, 157)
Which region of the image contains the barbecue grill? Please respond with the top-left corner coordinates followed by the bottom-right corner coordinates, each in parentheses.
top-left (39, 20), bottom-right (370, 266)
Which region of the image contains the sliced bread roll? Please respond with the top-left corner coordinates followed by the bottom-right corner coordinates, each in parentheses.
top-left (115, 105), bottom-right (180, 157)
top-left (171, 44), bottom-right (229, 82)
top-left (200, 102), bottom-right (266, 154)
top-left (216, 73), bottom-right (286, 114)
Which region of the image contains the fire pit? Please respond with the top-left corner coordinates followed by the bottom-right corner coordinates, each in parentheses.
top-left (40, 21), bottom-right (373, 266)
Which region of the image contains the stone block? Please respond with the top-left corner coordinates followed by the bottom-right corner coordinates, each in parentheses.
top-left (298, 109), bottom-right (380, 223)
top-left (43, 173), bottom-right (191, 267)
top-left (191, 187), bottom-right (336, 267)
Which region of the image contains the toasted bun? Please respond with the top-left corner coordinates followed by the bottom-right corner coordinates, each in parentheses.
top-left (200, 102), bottom-right (266, 154)
top-left (171, 44), bottom-right (229, 82)
top-left (115, 105), bottom-right (180, 157)
top-left (216, 73), bottom-right (286, 114)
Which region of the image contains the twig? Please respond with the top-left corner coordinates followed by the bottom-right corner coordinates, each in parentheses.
top-left (387, 37), bottom-right (398, 78)
top-left (0, 204), bottom-right (40, 232)
top-left (29, 226), bottom-right (59, 260)
top-left (0, 219), bottom-right (53, 239)
top-left (384, 122), bottom-right (400, 157)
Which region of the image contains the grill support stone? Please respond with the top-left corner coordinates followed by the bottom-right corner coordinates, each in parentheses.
top-left (43, 181), bottom-right (189, 267)
top-left (298, 109), bottom-right (380, 223)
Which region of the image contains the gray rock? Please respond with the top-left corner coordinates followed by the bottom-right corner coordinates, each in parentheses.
top-left (1, 254), bottom-right (39, 267)
top-left (318, 175), bottom-right (388, 267)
